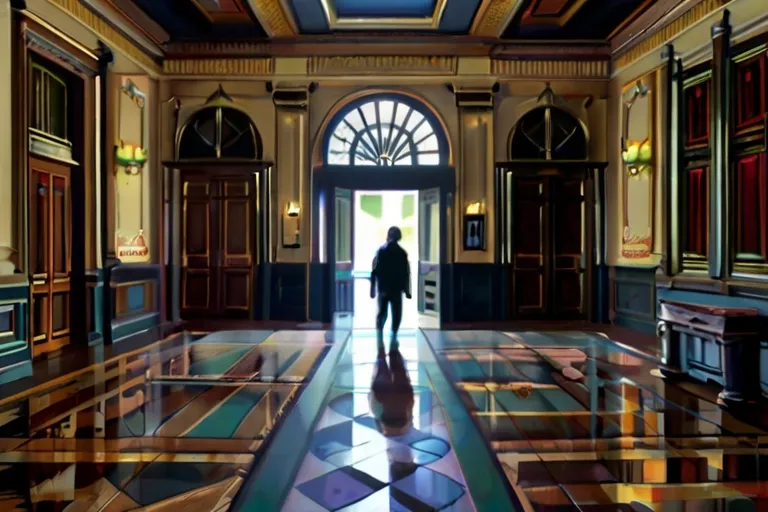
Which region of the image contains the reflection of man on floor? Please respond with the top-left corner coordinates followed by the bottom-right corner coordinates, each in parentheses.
top-left (370, 226), bottom-right (412, 349)
top-left (369, 346), bottom-right (414, 437)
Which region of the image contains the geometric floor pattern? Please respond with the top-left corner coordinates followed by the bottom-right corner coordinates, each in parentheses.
top-left (1, 327), bottom-right (767, 510)
top-left (0, 330), bottom-right (332, 511)
top-left (425, 329), bottom-right (768, 511)
top-left (283, 329), bottom-right (474, 511)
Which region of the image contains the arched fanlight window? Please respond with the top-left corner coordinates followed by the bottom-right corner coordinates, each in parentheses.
top-left (325, 95), bottom-right (446, 166)
top-left (509, 86), bottom-right (588, 161)
top-left (177, 86), bottom-right (263, 160)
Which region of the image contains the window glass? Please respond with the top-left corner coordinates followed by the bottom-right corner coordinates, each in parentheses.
top-left (326, 98), bottom-right (442, 166)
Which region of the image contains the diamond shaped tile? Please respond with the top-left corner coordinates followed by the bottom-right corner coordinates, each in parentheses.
top-left (351, 452), bottom-right (419, 485)
top-left (310, 421), bottom-right (380, 461)
top-left (411, 437), bottom-right (450, 458)
top-left (391, 467), bottom-right (465, 510)
top-left (296, 468), bottom-right (378, 510)
top-left (336, 487), bottom-right (411, 512)
top-left (329, 393), bottom-right (372, 419)
top-left (388, 443), bottom-right (440, 465)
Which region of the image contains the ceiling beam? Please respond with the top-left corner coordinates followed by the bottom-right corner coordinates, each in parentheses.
top-left (470, 0), bottom-right (526, 37)
top-left (244, 0), bottom-right (298, 37)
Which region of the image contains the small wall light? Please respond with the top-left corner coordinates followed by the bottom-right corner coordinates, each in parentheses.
top-left (115, 141), bottom-right (148, 176)
top-left (282, 201), bottom-right (301, 248)
top-left (464, 201), bottom-right (486, 251)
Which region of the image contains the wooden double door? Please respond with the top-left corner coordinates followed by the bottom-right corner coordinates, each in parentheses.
top-left (181, 173), bottom-right (260, 319)
top-left (507, 174), bottom-right (590, 319)
top-left (29, 157), bottom-right (72, 358)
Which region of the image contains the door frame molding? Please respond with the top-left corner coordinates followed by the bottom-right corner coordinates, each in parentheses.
top-left (167, 163), bottom-right (271, 321)
top-left (496, 161), bottom-right (608, 323)
top-left (312, 165), bottom-right (455, 324)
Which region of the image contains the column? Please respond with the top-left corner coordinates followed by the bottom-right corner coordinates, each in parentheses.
top-left (709, 10), bottom-right (731, 279)
top-left (0, 0), bottom-right (14, 273)
top-left (272, 84), bottom-right (311, 263)
top-left (454, 86), bottom-right (496, 263)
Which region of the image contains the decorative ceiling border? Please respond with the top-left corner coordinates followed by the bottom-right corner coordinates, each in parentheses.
top-left (245, 0), bottom-right (297, 37)
top-left (470, 0), bottom-right (525, 37)
top-left (613, 0), bottom-right (729, 69)
top-left (47, 0), bottom-right (162, 72)
top-left (317, 0), bottom-right (448, 30)
top-left (307, 56), bottom-right (458, 75)
top-left (163, 58), bottom-right (274, 75)
top-left (491, 59), bottom-right (611, 79)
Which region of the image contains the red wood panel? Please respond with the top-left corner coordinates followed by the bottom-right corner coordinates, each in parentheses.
top-left (685, 167), bottom-right (708, 257)
top-left (734, 54), bottom-right (766, 133)
top-left (735, 153), bottom-right (767, 259)
top-left (685, 80), bottom-right (711, 148)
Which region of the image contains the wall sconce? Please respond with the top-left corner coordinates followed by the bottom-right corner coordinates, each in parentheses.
top-left (622, 138), bottom-right (652, 177)
top-left (282, 201), bottom-right (301, 249)
top-left (115, 141), bottom-right (148, 176)
top-left (464, 201), bottom-right (486, 251)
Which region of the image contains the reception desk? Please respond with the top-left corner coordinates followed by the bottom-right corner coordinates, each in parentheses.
top-left (657, 300), bottom-right (762, 404)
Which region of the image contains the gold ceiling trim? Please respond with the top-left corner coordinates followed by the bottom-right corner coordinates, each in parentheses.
top-left (492, 59), bottom-right (610, 79)
top-left (613, 0), bottom-right (729, 70)
top-left (163, 58), bottom-right (274, 75)
top-left (46, 0), bottom-right (161, 73)
top-left (246, 0), bottom-right (298, 37)
top-left (318, 0), bottom-right (449, 30)
top-left (308, 56), bottom-right (458, 75)
top-left (470, 0), bottom-right (525, 37)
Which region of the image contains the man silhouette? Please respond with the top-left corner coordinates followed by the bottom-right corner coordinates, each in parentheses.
top-left (370, 226), bottom-right (411, 349)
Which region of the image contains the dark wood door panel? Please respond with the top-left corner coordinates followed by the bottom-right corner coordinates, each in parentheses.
top-left (509, 174), bottom-right (585, 319)
top-left (29, 157), bottom-right (72, 358)
top-left (181, 173), bottom-right (256, 318)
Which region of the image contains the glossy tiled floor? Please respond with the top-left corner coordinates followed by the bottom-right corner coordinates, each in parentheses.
top-left (0, 329), bottom-right (334, 510)
top-left (1, 326), bottom-right (767, 511)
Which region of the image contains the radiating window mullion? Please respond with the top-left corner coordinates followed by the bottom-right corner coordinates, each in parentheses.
top-left (354, 133), bottom-right (380, 162)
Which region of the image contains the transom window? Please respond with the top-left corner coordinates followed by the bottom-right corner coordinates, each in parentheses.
top-left (326, 97), bottom-right (444, 166)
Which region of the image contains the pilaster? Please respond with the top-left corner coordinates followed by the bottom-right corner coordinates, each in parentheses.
top-left (454, 85), bottom-right (496, 263)
top-left (709, 10), bottom-right (731, 279)
top-left (272, 83), bottom-right (312, 263)
top-left (0, 1), bottom-right (14, 273)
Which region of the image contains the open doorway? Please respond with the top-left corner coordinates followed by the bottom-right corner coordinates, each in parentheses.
top-left (352, 190), bottom-right (419, 329)
top-left (331, 186), bottom-right (442, 330)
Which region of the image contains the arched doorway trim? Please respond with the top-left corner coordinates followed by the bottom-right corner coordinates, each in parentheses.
top-left (312, 89), bottom-right (454, 168)
top-left (175, 85), bottom-right (263, 161)
top-left (507, 87), bottom-right (589, 161)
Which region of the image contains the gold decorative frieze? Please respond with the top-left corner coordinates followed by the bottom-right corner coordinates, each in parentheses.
top-left (164, 41), bottom-right (271, 57)
top-left (491, 59), bottom-right (610, 79)
top-left (246, 0), bottom-right (297, 37)
top-left (470, 0), bottom-right (525, 37)
top-left (45, 0), bottom-right (161, 73)
top-left (308, 56), bottom-right (458, 76)
top-left (613, 0), bottom-right (729, 70)
top-left (163, 58), bottom-right (274, 76)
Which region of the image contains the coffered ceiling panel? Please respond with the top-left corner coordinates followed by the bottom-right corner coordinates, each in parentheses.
top-left (114, 0), bottom-right (655, 43)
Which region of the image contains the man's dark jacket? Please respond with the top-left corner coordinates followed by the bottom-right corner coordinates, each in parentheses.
top-left (371, 242), bottom-right (411, 297)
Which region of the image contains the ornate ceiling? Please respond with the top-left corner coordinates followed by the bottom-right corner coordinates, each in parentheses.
top-left (106, 0), bottom-right (657, 43)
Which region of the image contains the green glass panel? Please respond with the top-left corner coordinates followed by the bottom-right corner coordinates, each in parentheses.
top-left (360, 195), bottom-right (382, 219)
top-left (402, 194), bottom-right (415, 219)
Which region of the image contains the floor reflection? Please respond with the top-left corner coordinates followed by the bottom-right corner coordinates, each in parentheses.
top-left (1, 327), bottom-right (767, 511)
top-left (283, 330), bottom-right (474, 511)
top-left (0, 330), bottom-right (332, 510)
top-left (425, 329), bottom-right (768, 510)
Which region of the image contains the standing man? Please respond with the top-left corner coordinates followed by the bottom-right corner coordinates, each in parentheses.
top-left (370, 226), bottom-right (411, 350)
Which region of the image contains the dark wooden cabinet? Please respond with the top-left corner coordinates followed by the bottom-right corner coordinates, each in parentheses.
top-left (181, 173), bottom-right (257, 318)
